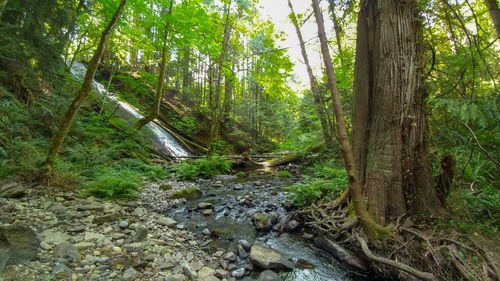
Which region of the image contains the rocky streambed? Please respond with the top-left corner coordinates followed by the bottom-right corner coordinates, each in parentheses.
top-left (0, 172), bottom-right (370, 281)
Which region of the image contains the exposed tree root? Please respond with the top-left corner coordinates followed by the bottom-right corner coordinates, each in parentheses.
top-left (299, 197), bottom-right (498, 281)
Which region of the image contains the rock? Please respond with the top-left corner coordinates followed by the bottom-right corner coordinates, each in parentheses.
top-left (159, 183), bottom-right (173, 191)
top-left (253, 213), bottom-right (272, 232)
top-left (76, 204), bottom-right (104, 211)
top-left (55, 241), bottom-right (81, 262)
top-left (133, 207), bottom-right (146, 217)
top-left (214, 175), bottom-right (238, 181)
top-left (198, 266), bottom-right (219, 280)
top-left (164, 274), bottom-right (189, 281)
top-left (0, 225), bottom-right (40, 270)
top-left (74, 241), bottom-right (95, 250)
top-left (257, 270), bottom-right (281, 281)
top-left (214, 269), bottom-right (227, 278)
top-left (135, 227), bottom-right (148, 241)
top-left (119, 220), bottom-right (129, 229)
top-left (302, 233), bottom-right (314, 240)
top-left (93, 212), bottom-right (120, 224)
top-left (39, 230), bottom-right (70, 245)
top-left (40, 241), bottom-right (52, 250)
top-left (285, 220), bottom-right (300, 232)
top-left (231, 268), bottom-right (245, 278)
top-left (0, 182), bottom-right (26, 198)
top-left (171, 188), bottom-right (202, 200)
top-left (224, 251), bottom-right (237, 262)
top-left (54, 262), bottom-right (72, 279)
top-left (181, 262), bottom-right (197, 280)
top-left (84, 232), bottom-right (105, 241)
top-left (238, 240), bottom-right (252, 251)
top-left (202, 209), bottom-right (213, 216)
top-left (249, 245), bottom-right (293, 271)
top-left (202, 228), bottom-right (211, 236)
top-left (157, 216), bottom-right (177, 227)
top-left (122, 267), bottom-right (140, 281)
top-left (198, 202), bottom-right (213, 209)
top-left (314, 236), bottom-right (368, 271)
top-left (294, 259), bottom-right (315, 269)
top-left (237, 244), bottom-right (248, 259)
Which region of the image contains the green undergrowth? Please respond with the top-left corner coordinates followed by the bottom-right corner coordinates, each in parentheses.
top-left (287, 160), bottom-right (347, 206)
top-left (0, 71), bottom-right (167, 200)
top-left (172, 155), bottom-right (231, 180)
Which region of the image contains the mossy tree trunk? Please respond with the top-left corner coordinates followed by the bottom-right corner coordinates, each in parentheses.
top-left (484, 0), bottom-right (500, 37)
top-left (311, 0), bottom-right (389, 241)
top-left (44, 0), bottom-right (128, 176)
top-left (351, 0), bottom-right (442, 223)
top-left (133, 0), bottom-right (174, 131)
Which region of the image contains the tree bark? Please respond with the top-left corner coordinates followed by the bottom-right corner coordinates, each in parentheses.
top-left (288, 0), bottom-right (333, 148)
top-left (351, 0), bottom-right (442, 223)
top-left (484, 0), bottom-right (500, 38)
top-left (133, 0), bottom-right (174, 130)
top-left (311, 0), bottom-right (388, 241)
top-left (44, 0), bottom-right (128, 176)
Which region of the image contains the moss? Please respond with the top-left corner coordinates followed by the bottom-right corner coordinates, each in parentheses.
top-left (276, 170), bottom-right (291, 178)
top-left (159, 183), bottom-right (173, 191)
top-left (236, 171), bottom-right (247, 179)
top-left (254, 213), bottom-right (270, 225)
top-left (171, 187), bottom-right (202, 200)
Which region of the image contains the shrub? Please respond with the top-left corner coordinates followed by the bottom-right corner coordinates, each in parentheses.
top-left (174, 156), bottom-right (231, 180)
top-left (276, 170), bottom-right (291, 178)
top-left (287, 179), bottom-right (345, 207)
top-left (82, 168), bottom-right (142, 200)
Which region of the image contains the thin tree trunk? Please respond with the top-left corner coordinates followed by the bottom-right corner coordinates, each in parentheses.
top-left (483, 0), bottom-right (500, 37)
top-left (311, 0), bottom-right (388, 241)
top-left (328, 0), bottom-right (343, 55)
top-left (133, 0), bottom-right (174, 130)
top-left (288, 0), bottom-right (333, 148)
top-left (44, 0), bottom-right (128, 176)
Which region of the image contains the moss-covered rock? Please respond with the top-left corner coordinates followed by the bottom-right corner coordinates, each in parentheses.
top-left (159, 183), bottom-right (173, 191)
top-left (253, 213), bottom-right (272, 232)
top-left (170, 187), bottom-right (202, 200)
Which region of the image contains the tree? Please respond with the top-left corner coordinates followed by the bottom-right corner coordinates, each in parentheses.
top-left (288, 0), bottom-right (333, 148)
top-left (311, 0), bottom-right (388, 240)
top-left (133, 0), bottom-right (174, 130)
top-left (484, 0), bottom-right (500, 37)
top-left (351, 0), bottom-right (442, 223)
top-left (44, 0), bottom-right (128, 177)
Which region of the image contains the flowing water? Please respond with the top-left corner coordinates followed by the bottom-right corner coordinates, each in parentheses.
top-left (68, 62), bottom-right (190, 158)
top-left (168, 173), bottom-right (368, 281)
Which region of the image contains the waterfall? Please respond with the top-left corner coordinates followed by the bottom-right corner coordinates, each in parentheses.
top-left (69, 62), bottom-right (190, 158)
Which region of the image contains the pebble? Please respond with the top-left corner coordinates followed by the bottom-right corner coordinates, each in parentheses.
top-left (119, 220), bottom-right (129, 228)
top-left (231, 268), bottom-right (245, 278)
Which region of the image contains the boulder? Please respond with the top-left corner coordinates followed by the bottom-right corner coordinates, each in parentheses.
top-left (157, 216), bottom-right (177, 227)
top-left (249, 245), bottom-right (293, 271)
top-left (0, 225), bottom-right (40, 271)
top-left (0, 182), bottom-right (26, 198)
top-left (314, 236), bottom-right (368, 271)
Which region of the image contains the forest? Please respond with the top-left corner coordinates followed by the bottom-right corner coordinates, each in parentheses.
top-left (0, 0), bottom-right (498, 280)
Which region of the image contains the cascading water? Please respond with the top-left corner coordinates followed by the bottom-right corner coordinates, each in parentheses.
top-left (68, 62), bottom-right (190, 158)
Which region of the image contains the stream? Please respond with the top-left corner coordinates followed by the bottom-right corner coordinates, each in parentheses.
top-left (167, 171), bottom-right (368, 281)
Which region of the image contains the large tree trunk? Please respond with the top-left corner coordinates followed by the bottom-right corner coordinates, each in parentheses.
top-left (352, 0), bottom-right (442, 223)
top-left (45, 0), bottom-right (128, 175)
top-left (311, 0), bottom-right (388, 241)
top-left (484, 0), bottom-right (500, 38)
top-left (288, 0), bottom-right (333, 148)
top-left (133, 0), bottom-right (174, 130)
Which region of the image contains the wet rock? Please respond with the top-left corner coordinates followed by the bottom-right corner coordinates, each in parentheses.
top-left (253, 213), bottom-right (272, 232)
top-left (238, 240), bottom-right (252, 251)
top-left (257, 270), bottom-right (281, 281)
top-left (202, 209), bottom-right (213, 216)
top-left (0, 225), bottom-right (40, 270)
top-left (249, 245), bottom-right (293, 271)
top-left (202, 228), bottom-right (211, 236)
top-left (314, 236), bottom-right (368, 271)
top-left (198, 202), bottom-right (213, 209)
top-left (0, 182), bottom-right (26, 198)
top-left (294, 258), bottom-right (315, 269)
top-left (237, 244), bottom-right (248, 259)
top-left (158, 216), bottom-right (178, 227)
top-left (122, 267), bottom-right (140, 281)
top-left (302, 233), bottom-right (314, 240)
top-left (55, 241), bottom-right (81, 263)
top-left (231, 268), bottom-right (245, 278)
top-left (285, 220), bottom-right (299, 232)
